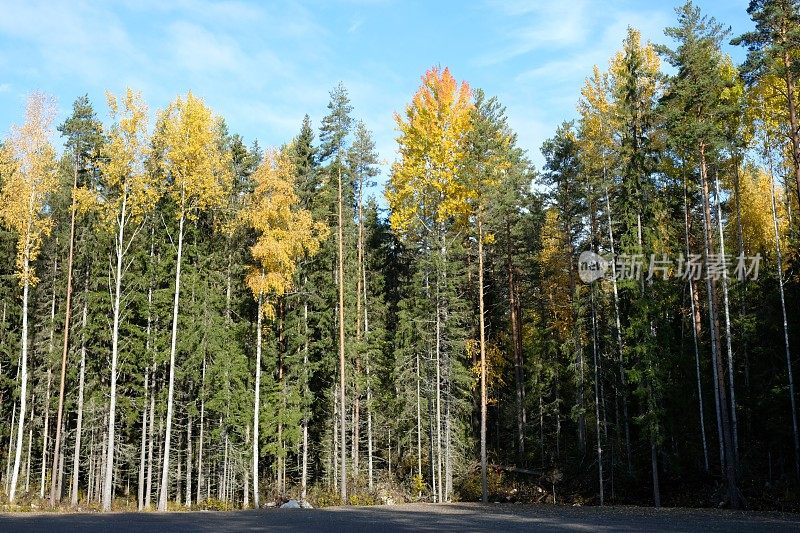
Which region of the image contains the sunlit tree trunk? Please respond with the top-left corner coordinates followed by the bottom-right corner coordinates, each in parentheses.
top-left (138, 368), bottom-right (148, 510)
top-left (185, 416), bottom-right (192, 507)
top-left (145, 367), bottom-right (155, 509)
top-left (337, 166), bottom-right (347, 502)
top-left (699, 144), bottom-right (739, 508)
top-left (683, 177), bottom-right (709, 472)
top-left (159, 203), bottom-right (186, 512)
top-left (478, 217), bottom-right (488, 504)
top-left (507, 221), bottom-right (525, 462)
top-left (252, 289), bottom-right (263, 508)
top-left (591, 288), bottom-right (604, 505)
top-left (197, 357), bottom-right (205, 505)
top-left (103, 192), bottom-right (128, 511)
top-left (25, 397), bottom-right (34, 494)
top-left (712, 168), bottom-right (737, 463)
top-left (301, 289), bottom-right (309, 501)
top-left (767, 147), bottom-right (800, 480)
top-left (50, 159), bottom-right (78, 507)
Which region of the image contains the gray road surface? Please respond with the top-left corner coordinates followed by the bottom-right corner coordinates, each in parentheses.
top-left (1, 503), bottom-right (798, 532)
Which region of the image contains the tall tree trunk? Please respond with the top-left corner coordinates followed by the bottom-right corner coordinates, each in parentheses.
top-left (56, 418), bottom-right (65, 499)
top-left (360, 219), bottom-right (374, 493)
top-left (138, 368), bottom-right (148, 510)
top-left (103, 192), bottom-right (128, 512)
top-left (71, 282), bottom-right (87, 509)
top-left (650, 420), bottom-right (660, 508)
top-left (39, 369), bottom-right (52, 500)
top-left (50, 160), bottom-right (79, 507)
top-left (507, 221), bottom-right (526, 462)
top-left (186, 416), bottom-right (192, 507)
top-left (337, 166), bottom-right (347, 503)
top-left (416, 349), bottom-right (422, 491)
top-left (196, 357), bottom-right (205, 505)
top-left (87, 426), bottom-right (94, 502)
top-left (435, 228), bottom-right (445, 503)
top-left (591, 289), bottom-right (604, 505)
top-left (767, 148), bottom-right (800, 480)
top-left (159, 205), bottom-right (186, 512)
top-left (6, 401), bottom-right (16, 497)
top-left (604, 188), bottom-right (632, 474)
top-left (139, 231), bottom-right (155, 510)
top-left (731, 156), bottom-right (750, 391)
top-left (478, 218), bottom-right (488, 504)
top-left (684, 175), bottom-right (709, 472)
top-left (25, 396), bottom-right (34, 494)
top-left (699, 145), bottom-right (739, 508)
top-left (35, 257), bottom-right (57, 502)
top-left (713, 167), bottom-right (738, 463)
top-left (253, 290), bottom-right (263, 508)
top-left (244, 426), bottom-right (250, 507)
top-left (146, 367), bottom-right (156, 509)
top-left (354, 167), bottom-right (364, 487)
top-left (301, 286), bottom-right (309, 501)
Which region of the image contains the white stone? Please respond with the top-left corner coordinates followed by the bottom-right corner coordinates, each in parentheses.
top-left (280, 499), bottom-right (301, 509)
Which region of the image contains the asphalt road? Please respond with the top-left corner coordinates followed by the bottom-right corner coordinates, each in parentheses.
top-left (1, 503), bottom-right (798, 532)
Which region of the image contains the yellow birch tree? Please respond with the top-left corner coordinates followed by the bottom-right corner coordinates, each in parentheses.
top-left (95, 89), bottom-right (159, 511)
top-left (243, 147), bottom-right (327, 508)
top-left (0, 92), bottom-right (58, 503)
top-left (153, 92), bottom-right (232, 512)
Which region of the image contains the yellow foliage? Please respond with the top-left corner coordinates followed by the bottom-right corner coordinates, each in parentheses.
top-left (0, 92), bottom-right (58, 286)
top-left (538, 208), bottom-right (574, 339)
top-left (93, 88), bottom-right (160, 226)
top-left (244, 147), bottom-right (328, 318)
top-left (154, 92), bottom-right (232, 218)
top-left (734, 166), bottom-right (789, 258)
top-left (468, 340), bottom-right (506, 403)
top-left (386, 66), bottom-right (473, 240)
top-left (578, 65), bottom-right (613, 175)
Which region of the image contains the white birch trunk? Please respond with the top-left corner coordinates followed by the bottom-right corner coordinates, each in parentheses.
top-left (159, 208), bottom-right (186, 511)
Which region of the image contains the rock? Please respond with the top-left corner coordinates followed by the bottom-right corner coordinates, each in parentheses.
top-left (300, 500), bottom-right (314, 509)
top-left (265, 501), bottom-right (276, 508)
top-left (280, 499), bottom-right (301, 509)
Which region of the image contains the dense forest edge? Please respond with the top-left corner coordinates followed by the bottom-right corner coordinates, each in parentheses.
top-left (1, 0), bottom-right (800, 513)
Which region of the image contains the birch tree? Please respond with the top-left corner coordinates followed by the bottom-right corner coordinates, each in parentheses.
top-left (387, 66), bottom-right (472, 502)
top-left (88, 89), bottom-right (158, 511)
top-left (0, 92), bottom-right (58, 503)
top-left (153, 92), bottom-right (232, 512)
top-left (244, 147), bottom-right (326, 507)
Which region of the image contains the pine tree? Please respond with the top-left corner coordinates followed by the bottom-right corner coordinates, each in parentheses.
top-left (658, 1), bottom-right (741, 508)
top-left (318, 83), bottom-right (354, 501)
top-left (733, 0), bottom-right (800, 210)
top-left (388, 67), bottom-right (473, 502)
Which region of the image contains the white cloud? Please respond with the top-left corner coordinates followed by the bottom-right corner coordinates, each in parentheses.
top-left (476, 0), bottom-right (590, 66)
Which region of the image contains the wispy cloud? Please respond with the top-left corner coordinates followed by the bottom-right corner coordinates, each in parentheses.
top-left (476, 0), bottom-right (589, 66)
top-left (0, 0), bottom-right (753, 185)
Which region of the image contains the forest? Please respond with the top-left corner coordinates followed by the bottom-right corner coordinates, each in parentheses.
top-left (0, 0), bottom-right (799, 513)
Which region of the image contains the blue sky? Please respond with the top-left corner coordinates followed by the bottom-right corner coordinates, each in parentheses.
top-left (0, 0), bottom-right (752, 195)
